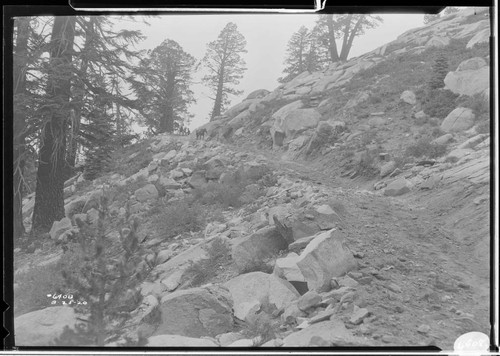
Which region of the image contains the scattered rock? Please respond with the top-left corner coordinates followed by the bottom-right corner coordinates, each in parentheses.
top-left (297, 291), bottom-right (322, 311)
top-left (160, 269), bottom-right (184, 292)
top-left (231, 226), bottom-right (288, 271)
top-left (296, 229), bottom-right (357, 291)
top-left (288, 234), bottom-right (318, 253)
top-left (49, 217), bottom-right (72, 240)
top-left (417, 324), bottom-right (431, 334)
top-left (309, 308), bottom-right (336, 324)
top-left (187, 170), bottom-right (207, 189)
top-left (217, 332), bottom-right (244, 346)
top-left (282, 320), bottom-right (362, 346)
top-left (380, 161), bottom-right (397, 178)
top-left (425, 35), bottom-right (450, 48)
top-left (15, 306), bottom-right (82, 346)
top-left (386, 283), bottom-right (402, 293)
top-left (432, 133), bottom-right (454, 145)
top-left (420, 174), bottom-right (441, 190)
top-left (154, 285), bottom-right (234, 338)
top-left (224, 271), bottom-right (300, 321)
top-left (350, 307), bottom-right (370, 325)
top-left (337, 275), bottom-right (359, 288)
top-left (274, 252), bottom-right (306, 282)
top-left (384, 178), bottom-right (410, 196)
top-left (447, 148), bottom-right (473, 161)
top-left (400, 90), bottom-right (417, 105)
top-left (134, 184), bottom-right (159, 202)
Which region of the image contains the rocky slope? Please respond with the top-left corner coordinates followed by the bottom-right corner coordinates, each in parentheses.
top-left (15, 7), bottom-right (492, 349)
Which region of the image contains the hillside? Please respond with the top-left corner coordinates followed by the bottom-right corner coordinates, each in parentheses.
top-left (14, 7), bottom-right (492, 349)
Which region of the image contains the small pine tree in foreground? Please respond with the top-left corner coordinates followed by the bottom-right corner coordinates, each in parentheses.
top-left (53, 196), bottom-right (155, 346)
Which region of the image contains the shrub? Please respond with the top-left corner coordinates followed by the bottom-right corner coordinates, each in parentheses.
top-left (241, 298), bottom-right (280, 345)
top-left (356, 150), bottom-right (380, 178)
top-left (405, 138), bottom-right (448, 159)
top-left (182, 237), bottom-right (231, 287)
top-left (421, 89), bottom-right (459, 118)
top-left (109, 139), bottom-right (153, 178)
top-left (476, 120), bottom-right (490, 134)
top-left (153, 200), bottom-right (205, 239)
top-left (457, 93), bottom-right (490, 123)
top-left (306, 123), bottom-right (339, 155)
top-left (431, 127), bottom-right (444, 138)
top-left (192, 182), bottom-right (245, 208)
top-left (14, 263), bottom-right (68, 316)
top-left (369, 94), bottom-right (383, 104)
top-left (428, 52), bottom-right (449, 90)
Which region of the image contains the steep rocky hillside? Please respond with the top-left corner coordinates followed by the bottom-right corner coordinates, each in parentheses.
top-left (15, 7), bottom-right (492, 349)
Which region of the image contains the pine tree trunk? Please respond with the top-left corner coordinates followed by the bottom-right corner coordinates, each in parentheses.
top-left (211, 68), bottom-right (225, 119)
top-left (13, 17), bottom-right (31, 239)
top-left (326, 15), bottom-right (340, 63)
top-left (340, 16), bottom-right (363, 62)
top-left (32, 16), bottom-right (76, 234)
top-left (164, 71), bottom-right (176, 132)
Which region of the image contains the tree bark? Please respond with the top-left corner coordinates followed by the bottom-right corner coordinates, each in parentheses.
top-left (340, 15), bottom-right (364, 61)
top-left (211, 67), bottom-right (225, 119)
top-left (13, 17), bottom-right (31, 239)
top-left (326, 15), bottom-right (340, 63)
top-left (32, 16), bottom-right (76, 234)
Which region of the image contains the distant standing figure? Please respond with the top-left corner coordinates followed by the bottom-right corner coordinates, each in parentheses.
top-left (186, 128), bottom-right (191, 136)
top-left (196, 128), bottom-right (207, 140)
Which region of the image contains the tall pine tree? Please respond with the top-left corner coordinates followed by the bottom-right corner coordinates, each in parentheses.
top-left (315, 14), bottom-right (383, 63)
top-left (129, 39), bottom-right (196, 134)
top-left (32, 16), bottom-right (76, 233)
top-left (280, 26), bottom-right (324, 83)
top-left (202, 22), bottom-right (247, 120)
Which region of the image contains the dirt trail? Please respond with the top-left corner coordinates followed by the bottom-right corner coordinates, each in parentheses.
top-left (231, 140), bottom-right (490, 349)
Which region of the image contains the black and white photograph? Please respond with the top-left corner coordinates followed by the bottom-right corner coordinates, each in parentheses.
top-left (5, 5), bottom-right (496, 351)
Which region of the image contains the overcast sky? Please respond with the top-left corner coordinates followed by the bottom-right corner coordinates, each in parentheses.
top-left (117, 13), bottom-right (426, 130)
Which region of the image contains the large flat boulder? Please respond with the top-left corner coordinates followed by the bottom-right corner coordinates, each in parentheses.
top-left (444, 66), bottom-right (489, 97)
top-left (224, 271), bottom-right (300, 321)
top-left (154, 286), bottom-right (234, 338)
top-left (231, 226), bottom-right (288, 271)
top-left (187, 170), bottom-right (207, 189)
top-left (246, 89), bottom-right (270, 100)
top-left (275, 109), bottom-right (321, 139)
top-left (466, 28), bottom-right (490, 48)
top-left (296, 229), bottom-right (357, 291)
top-left (384, 178), bottom-right (411, 196)
top-left (15, 306), bottom-right (81, 346)
top-left (134, 184), bottom-right (158, 202)
top-left (440, 107), bottom-right (476, 133)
